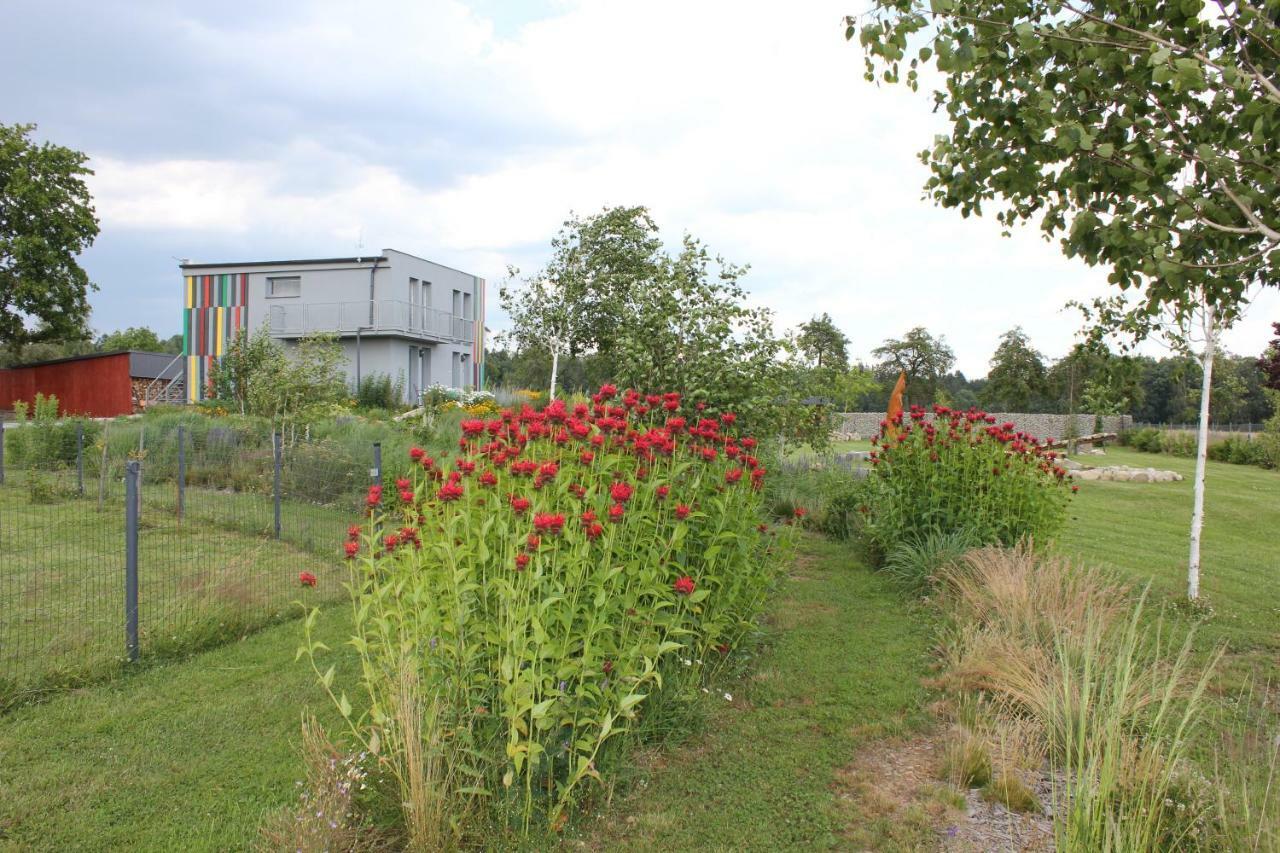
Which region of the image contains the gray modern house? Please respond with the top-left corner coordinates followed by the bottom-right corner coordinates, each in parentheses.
top-left (180, 248), bottom-right (485, 404)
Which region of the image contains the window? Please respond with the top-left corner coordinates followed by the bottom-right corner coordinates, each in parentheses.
top-left (462, 292), bottom-right (472, 320)
top-left (267, 276), bottom-right (301, 297)
top-left (451, 352), bottom-right (462, 388)
top-left (423, 281), bottom-right (432, 307)
top-left (409, 346), bottom-right (418, 397)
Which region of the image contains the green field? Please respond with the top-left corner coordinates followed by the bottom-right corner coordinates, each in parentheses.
top-left (0, 443), bottom-right (1274, 849)
top-left (1058, 446), bottom-right (1280, 666)
top-left (0, 477), bottom-right (347, 704)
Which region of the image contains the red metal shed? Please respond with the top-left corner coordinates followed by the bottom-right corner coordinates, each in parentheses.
top-left (0, 351), bottom-right (181, 418)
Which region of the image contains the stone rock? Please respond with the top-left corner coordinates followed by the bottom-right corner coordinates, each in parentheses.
top-left (1070, 464), bottom-right (1180, 483)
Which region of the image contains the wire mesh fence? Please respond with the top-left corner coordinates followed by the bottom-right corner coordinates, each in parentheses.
top-left (0, 417), bottom-right (380, 707)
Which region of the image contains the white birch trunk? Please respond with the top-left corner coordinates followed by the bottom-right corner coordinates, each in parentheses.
top-left (1187, 303), bottom-right (1216, 600)
top-left (549, 344), bottom-right (560, 401)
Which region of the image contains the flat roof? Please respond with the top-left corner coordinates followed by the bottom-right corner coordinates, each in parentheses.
top-left (1, 349), bottom-right (177, 370)
top-left (180, 256), bottom-right (387, 270)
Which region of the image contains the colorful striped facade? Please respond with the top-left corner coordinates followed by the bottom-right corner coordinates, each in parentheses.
top-left (183, 273), bottom-right (248, 402)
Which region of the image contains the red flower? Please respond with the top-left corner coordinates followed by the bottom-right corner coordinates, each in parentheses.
top-left (584, 521), bottom-right (604, 540)
top-left (515, 553), bottom-right (530, 571)
top-left (656, 484), bottom-right (670, 500)
top-left (580, 450), bottom-right (595, 464)
top-left (610, 481), bottom-right (634, 503)
top-left (602, 659), bottom-right (614, 674)
top-left (700, 447), bottom-right (718, 462)
top-left (461, 419), bottom-right (485, 436)
top-left (437, 482), bottom-right (464, 502)
top-left (675, 503), bottom-right (691, 520)
top-left (608, 503), bottom-right (625, 522)
top-left (400, 489), bottom-right (415, 503)
top-left (599, 383), bottom-right (618, 399)
top-left (539, 461), bottom-right (559, 479)
top-left (343, 541), bottom-right (358, 559)
top-left (479, 470), bottom-right (498, 487)
top-left (366, 485), bottom-right (383, 507)
top-left (510, 495), bottom-right (531, 514)
top-left (716, 643), bottom-right (730, 655)
top-left (346, 524), bottom-right (361, 540)
top-left (720, 412), bottom-right (737, 425)
top-left (533, 513), bottom-right (566, 535)
top-left (526, 533), bottom-right (541, 550)
top-left (741, 437), bottom-right (757, 449)
top-left (725, 467), bottom-right (743, 484)
top-left (298, 571), bottom-right (318, 587)
top-left (793, 507), bottom-right (808, 519)
top-left (590, 434), bottom-right (605, 447)
top-left (1071, 484), bottom-right (1080, 493)
top-left (409, 446), bottom-right (424, 461)
top-left (673, 575), bottom-right (696, 596)
top-left (396, 477), bottom-right (411, 490)
top-left (581, 508), bottom-right (598, 524)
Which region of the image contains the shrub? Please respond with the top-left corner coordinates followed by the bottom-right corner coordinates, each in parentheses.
top-left (302, 385), bottom-right (795, 841)
top-left (1128, 427), bottom-right (1163, 453)
top-left (354, 373), bottom-right (404, 412)
top-left (4, 395), bottom-right (101, 470)
top-left (1158, 430), bottom-right (1197, 457)
top-left (1207, 435), bottom-right (1273, 469)
top-left (857, 405), bottom-right (1072, 557)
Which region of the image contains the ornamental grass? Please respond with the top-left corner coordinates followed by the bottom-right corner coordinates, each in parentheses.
top-left (300, 385), bottom-right (795, 845)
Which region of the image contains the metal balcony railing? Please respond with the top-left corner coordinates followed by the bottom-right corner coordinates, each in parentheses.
top-left (267, 299), bottom-right (474, 343)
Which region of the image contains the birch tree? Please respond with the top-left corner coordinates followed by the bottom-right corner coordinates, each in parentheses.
top-left (852, 0), bottom-right (1278, 599)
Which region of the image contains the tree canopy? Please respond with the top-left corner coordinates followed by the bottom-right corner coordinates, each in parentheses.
top-left (0, 123), bottom-right (99, 351)
top-left (851, 0), bottom-right (1279, 324)
top-left (796, 313), bottom-right (851, 370)
top-left (871, 326), bottom-right (956, 405)
top-left (983, 326), bottom-right (1049, 410)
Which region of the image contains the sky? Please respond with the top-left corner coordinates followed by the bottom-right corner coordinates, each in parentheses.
top-left (5, 0), bottom-right (1277, 377)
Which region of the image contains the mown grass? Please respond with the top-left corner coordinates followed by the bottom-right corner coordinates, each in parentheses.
top-left (1058, 447), bottom-right (1280, 663)
top-left (568, 534), bottom-right (937, 851)
top-left (0, 479), bottom-right (344, 706)
top-left (0, 606), bottom-right (355, 850)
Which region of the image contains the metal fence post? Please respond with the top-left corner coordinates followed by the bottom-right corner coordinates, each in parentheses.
top-left (372, 441), bottom-right (382, 486)
top-left (177, 425), bottom-right (185, 519)
top-left (272, 430), bottom-right (282, 540)
top-left (76, 421), bottom-right (85, 495)
top-left (125, 460), bottom-right (140, 662)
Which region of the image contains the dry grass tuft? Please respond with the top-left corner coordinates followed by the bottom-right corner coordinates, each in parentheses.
top-left (259, 716), bottom-right (371, 852)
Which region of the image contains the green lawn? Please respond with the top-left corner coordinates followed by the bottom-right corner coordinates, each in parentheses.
top-left (0, 606), bottom-right (353, 850)
top-left (1057, 447), bottom-right (1280, 664)
top-left (568, 535), bottom-right (937, 851)
top-left (0, 479), bottom-right (345, 705)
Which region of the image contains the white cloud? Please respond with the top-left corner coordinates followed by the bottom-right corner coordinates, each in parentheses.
top-left (79, 0), bottom-right (1280, 374)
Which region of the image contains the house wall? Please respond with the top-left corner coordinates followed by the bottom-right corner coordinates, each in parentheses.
top-left (0, 353), bottom-right (134, 417)
top-left (180, 249), bottom-right (485, 402)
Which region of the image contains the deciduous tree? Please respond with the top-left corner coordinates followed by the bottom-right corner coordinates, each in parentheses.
top-left (872, 326), bottom-right (956, 405)
top-left (0, 123), bottom-right (99, 351)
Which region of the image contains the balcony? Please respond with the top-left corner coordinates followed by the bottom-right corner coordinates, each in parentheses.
top-left (267, 299), bottom-right (474, 343)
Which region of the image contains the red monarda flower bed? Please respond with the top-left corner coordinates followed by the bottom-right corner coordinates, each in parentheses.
top-left (859, 403), bottom-right (1071, 553)
top-left (316, 385), bottom-right (794, 833)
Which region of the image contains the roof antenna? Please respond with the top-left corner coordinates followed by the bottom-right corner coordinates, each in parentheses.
top-left (355, 228), bottom-right (365, 263)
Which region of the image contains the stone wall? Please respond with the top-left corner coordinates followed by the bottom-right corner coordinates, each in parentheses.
top-left (833, 412), bottom-right (1133, 441)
